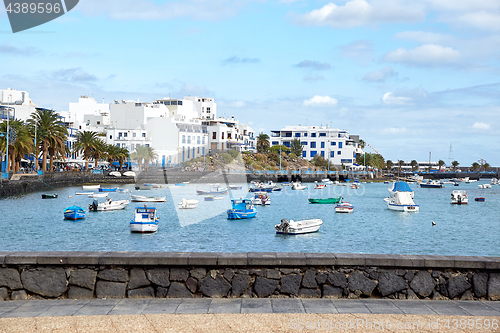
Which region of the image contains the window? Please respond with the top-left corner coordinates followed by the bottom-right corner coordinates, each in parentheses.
top-left (228, 133), bottom-right (231, 140)
top-left (178, 101), bottom-right (182, 105)
top-left (188, 136), bottom-right (191, 144)
top-left (310, 142), bottom-right (316, 148)
top-left (353, 152), bottom-right (356, 158)
top-left (272, 141), bottom-right (279, 145)
top-left (197, 136), bottom-right (200, 144)
top-left (116, 143), bottom-right (120, 147)
top-left (338, 151), bottom-right (341, 155)
top-left (188, 148), bottom-right (190, 158)
top-left (142, 133), bottom-right (146, 138)
top-left (207, 107), bottom-right (210, 112)
top-left (319, 133), bottom-right (326, 137)
top-left (182, 135), bottom-right (186, 143)
top-left (330, 151), bottom-right (334, 158)
top-left (302, 151), bottom-right (306, 157)
top-left (172, 101), bottom-right (178, 105)
top-left (118, 132), bottom-right (122, 137)
top-left (321, 151), bottom-right (324, 157)
top-left (124, 132), bottom-right (127, 137)
top-left (198, 147), bottom-right (200, 154)
top-left (304, 133), bottom-right (307, 137)
top-left (339, 142), bottom-right (343, 148)
top-left (165, 101), bottom-right (171, 105)
top-left (331, 142), bottom-right (336, 146)
top-left (301, 141), bottom-right (307, 146)
top-left (222, 132), bottom-right (225, 140)
top-left (311, 133), bottom-right (316, 137)
top-left (97, 121), bottom-right (100, 125)
top-left (284, 141), bottom-right (290, 148)
top-left (310, 151), bottom-right (317, 158)
top-left (133, 133), bottom-right (136, 138)
top-left (109, 135), bottom-right (112, 139)
top-left (321, 142), bottom-right (325, 148)
top-left (202, 137), bottom-right (205, 144)
top-left (295, 133), bottom-right (301, 137)
top-left (212, 132), bottom-right (216, 140)
top-left (130, 144), bottom-right (134, 150)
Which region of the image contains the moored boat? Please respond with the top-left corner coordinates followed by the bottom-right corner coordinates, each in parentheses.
top-left (99, 187), bottom-right (119, 192)
top-left (227, 199), bottom-right (257, 219)
top-left (251, 192), bottom-right (271, 206)
top-left (130, 205), bottom-right (159, 233)
top-left (134, 186), bottom-right (152, 191)
top-left (314, 182), bottom-right (326, 189)
top-left (197, 187), bottom-right (228, 195)
top-left (475, 197), bottom-right (485, 202)
top-left (229, 185), bottom-right (243, 190)
top-left (451, 190), bottom-right (468, 204)
top-left (275, 218), bottom-right (323, 234)
top-left (308, 197), bottom-right (342, 204)
top-left (420, 181), bottom-right (443, 188)
top-left (89, 198), bottom-right (130, 211)
top-left (335, 202), bottom-right (354, 213)
top-left (64, 205), bottom-right (86, 220)
top-left (130, 194), bottom-right (166, 202)
top-left (41, 194), bottom-right (58, 199)
top-left (123, 171), bottom-right (136, 177)
top-left (178, 198), bottom-right (199, 209)
top-left (291, 182), bottom-right (307, 190)
top-left (75, 191), bottom-right (94, 195)
top-left (82, 184), bottom-right (100, 190)
top-left (384, 183), bottom-right (419, 212)
top-left (88, 193), bottom-right (108, 198)
top-left (109, 171), bottom-right (121, 177)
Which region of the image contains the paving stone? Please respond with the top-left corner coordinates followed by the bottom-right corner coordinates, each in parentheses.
top-left (241, 299), bottom-right (273, 313)
top-left (422, 300), bottom-right (471, 316)
top-left (37, 304), bottom-right (85, 317)
top-left (175, 299), bottom-right (211, 314)
top-left (301, 299), bottom-right (337, 314)
top-left (332, 299), bottom-right (371, 314)
top-left (361, 299), bottom-right (404, 314)
top-left (141, 299), bottom-right (181, 314)
top-left (208, 298), bottom-right (242, 313)
top-left (73, 304), bottom-right (114, 316)
top-left (390, 300), bottom-right (437, 315)
top-left (271, 298), bottom-right (305, 313)
top-left (108, 299), bottom-right (151, 315)
top-left (455, 301), bottom-right (500, 316)
top-left (276, 252), bottom-right (307, 266)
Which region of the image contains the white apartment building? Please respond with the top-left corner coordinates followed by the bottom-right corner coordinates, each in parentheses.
top-left (0, 88), bottom-right (37, 121)
top-left (270, 125), bottom-right (363, 167)
top-left (203, 116), bottom-right (255, 153)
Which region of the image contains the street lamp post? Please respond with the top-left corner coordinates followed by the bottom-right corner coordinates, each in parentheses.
top-left (279, 139), bottom-right (282, 171)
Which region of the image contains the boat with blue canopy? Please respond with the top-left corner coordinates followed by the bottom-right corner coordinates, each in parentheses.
top-left (130, 205), bottom-right (159, 233)
top-left (227, 199), bottom-right (257, 219)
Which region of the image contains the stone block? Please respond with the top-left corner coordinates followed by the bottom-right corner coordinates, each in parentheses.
top-left (406, 289), bottom-right (419, 300)
top-left (156, 252), bottom-right (190, 265)
top-left (167, 282), bottom-right (193, 298)
top-left (97, 269), bottom-right (128, 283)
top-left (485, 257), bottom-right (500, 270)
top-left (4, 252), bottom-right (38, 265)
top-left (186, 277), bottom-right (198, 293)
top-left (66, 251), bottom-right (100, 265)
top-left (188, 252), bottom-right (219, 266)
top-left (146, 268), bottom-right (170, 287)
top-left (378, 271), bottom-right (408, 297)
top-left (223, 268), bottom-right (235, 281)
top-left (364, 254), bottom-right (396, 267)
top-left (302, 270), bottom-right (318, 289)
top-left (95, 281), bottom-right (126, 298)
top-left (254, 277), bottom-right (279, 297)
top-left (487, 272), bottom-right (500, 301)
top-left (200, 275), bottom-right (231, 297)
top-left (69, 269), bottom-right (97, 291)
top-left (322, 285), bottom-right (343, 298)
top-left (98, 252), bottom-right (130, 265)
top-left (472, 272), bottom-right (488, 298)
top-left (447, 274), bottom-right (471, 299)
top-left (410, 271), bottom-right (435, 297)
top-left (328, 272), bottom-right (347, 288)
top-left (348, 271), bottom-right (377, 297)
top-left (0, 268), bottom-right (23, 290)
top-left (248, 252), bottom-right (277, 266)
top-left (128, 268), bottom-right (150, 290)
top-left (423, 255), bottom-right (454, 269)
top-left (299, 289), bottom-right (321, 298)
top-left (304, 253), bottom-right (335, 266)
top-left (10, 290), bottom-right (27, 300)
top-left (170, 268), bottom-right (189, 282)
top-left (334, 253), bottom-right (366, 266)
top-left (217, 253), bottom-right (247, 266)
top-left (276, 252), bottom-right (307, 266)
top-left (156, 287), bottom-right (168, 298)
top-left (0, 287), bottom-right (8, 300)
top-left (266, 269), bottom-right (281, 280)
top-left (68, 285), bottom-right (94, 299)
top-left (280, 273), bottom-right (302, 296)
top-left (453, 256), bottom-right (486, 269)
top-left (316, 272), bottom-right (328, 285)
top-left (128, 286), bottom-right (155, 298)
top-left (21, 268), bottom-right (68, 297)
top-left (460, 290), bottom-right (474, 301)
top-left (232, 274), bottom-right (250, 297)
top-left (191, 268), bottom-right (207, 280)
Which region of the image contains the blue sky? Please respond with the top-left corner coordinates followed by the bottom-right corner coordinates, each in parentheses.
top-left (1, 0), bottom-right (500, 166)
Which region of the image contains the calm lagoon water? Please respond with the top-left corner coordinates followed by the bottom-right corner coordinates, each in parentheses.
top-left (0, 181), bottom-right (499, 256)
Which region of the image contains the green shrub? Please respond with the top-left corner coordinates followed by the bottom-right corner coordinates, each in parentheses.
top-left (221, 153), bottom-right (233, 164)
top-left (289, 153), bottom-right (297, 159)
top-left (255, 153), bottom-right (267, 163)
top-left (268, 152), bottom-right (279, 164)
top-left (228, 150), bottom-right (240, 159)
top-left (269, 161), bottom-right (276, 167)
top-left (281, 160), bottom-right (289, 168)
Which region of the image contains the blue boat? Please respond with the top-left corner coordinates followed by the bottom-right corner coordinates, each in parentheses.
top-left (249, 187), bottom-right (273, 192)
top-left (99, 187), bottom-right (118, 192)
top-left (64, 205), bottom-right (86, 220)
top-left (227, 199), bottom-right (257, 220)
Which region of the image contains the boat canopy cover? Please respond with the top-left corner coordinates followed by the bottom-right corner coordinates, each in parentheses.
top-left (392, 181), bottom-right (413, 192)
top-left (394, 192), bottom-right (416, 205)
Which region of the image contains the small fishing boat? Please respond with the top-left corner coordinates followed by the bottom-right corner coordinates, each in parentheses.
top-left (213, 196), bottom-right (223, 200)
top-left (229, 185), bottom-right (243, 190)
top-left (227, 199), bottom-right (257, 219)
top-left (41, 194), bottom-right (58, 199)
top-left (99, 187), bottom-right (119, 192)
top-left (88, 192), bottom-right (108, 198)
top-left (117, 188), bottom-right (130, 193)
top-left (282, 182), bottom-right (291, 186)
top-left (478, 184), bottom-right (492, 189)
top-left (89, 198), bottom-right (130, 211)
top-left (178, 198), bottom-right (199, 209)
top-left (123, 171), bottom-right (136, 177)
top-left (130, 205), bottom-right (159, 233)
top-left (451, 190), bottom-right (468, 204)
top-left (272, 186), bottom-right (283, 191)
top-left (384, 187), bottom-right (419, 212)
top-left (204, 196), bottom-right (214, 201)
top-left (82, 184), bottom-right (100, 190)
top-left (130, 194), bottom-right (166, 202)
top-left (249, 186), bottom-right (273, 192)
top-left (420, 181), bottom-right (443, 188)
top-left (475, 197), bottom-right (485, 202)
top-left (252, 192), bottom-right (271, 206)
top-left (174, 183), bottom-right (186, 186)
top-left (308, 197), bottom-right (342, 204)
top-left (275, 218), bottom-right (323, 234)
top-left (196, 187), bottom-right (228, 195)
top-left (144, 183), bottom-right (164, 188)
top-left (64, 205), bottom-right (86, 220)
top-left (109, 171), bottom-right (121, 177)
top-left (75, 191), bottom-right (94, 195)
top-left (350, 183), bottom-right (359, 189)
top-left (135, 185), bottom-right (152, 191)
top-left (335, 202), bottom-right (354, 213)
top-left (291, 182), bottom-right (307, 190)
top-left (314, 182), bottom-right (326, 189)
top-left (321, 178), bottom-right (333, 185)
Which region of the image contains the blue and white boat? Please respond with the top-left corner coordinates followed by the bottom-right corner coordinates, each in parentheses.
top-left (196, 187), bottom-right (228, 195)
top-left (384, 181), bottom-right (419, 212)
top-left (130, 205), bottom-right (159, 233)
top-left (99, 187), bottom-right (119, 192)
top-left (227, 199), bottom-right (257, 219)
top-left (64, 205), bottom-right (86, 220)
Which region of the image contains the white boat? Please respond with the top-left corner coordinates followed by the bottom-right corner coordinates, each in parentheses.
top-left (89, 198), bottom-right (130, 211)
top-left (335, 202), bottom-right (354, 213)
top-left (478, 184), bottom-right (492, 189)
top-left (130, 205), bottom-right (159, 233)
top-left (275, 218), bottom-right (323, 234)
top-left (75, 191), bottom-right (94, 195)
top-left (384, 182), bottom-right (419, 212)
top-left (451, 190), bottom-right (468, 204)
top-left (178, 198), bottom-right (199, 209)
top-left (388, 181), bottom-right (414, 198)
top-left (321, 178), bottom-right (333, 185)
top-left (109, 171), bottom-right (121, 177)
top-left (314, 181), bottom-right (326, 189)
top-left (130, 194), bottom-right (166, 202)
top-left (82, 185), bottom-right (100, 190)
top-left (251, 192), bottom-right (271, 206)
top-left (291, 182), bottom-right (307, 190)
top-left (213, 196), bottom-right (223, 200)
top-left (123, 171), bottom-right (136, 177)
top-left (144, 183), bottom-right (165, 188)
top-left (117, 188), bottom-right (130, 193)
top-left (88, 192), bottom-right (108, 198)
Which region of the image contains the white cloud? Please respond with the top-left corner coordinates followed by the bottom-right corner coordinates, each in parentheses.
top-left (303, 95), bottom-right (338, 106)
top-left (381, 127), bottom-right (408, 134)
top-left (382, 92), bottom-right (413, 105)
top-left (363, 66), bottom-right (397, 82)
top-left (340, 40), bottom-right (374, 64)
top-left (383, 44), bottom-right (460, 67)
top-left (471, 122), bottom-right (491, 130)
top-left (294, 0), bottom-right (424, 28)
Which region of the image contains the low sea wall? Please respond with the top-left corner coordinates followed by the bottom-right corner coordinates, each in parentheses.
top-left (1, 252), bottom-right (499, 301)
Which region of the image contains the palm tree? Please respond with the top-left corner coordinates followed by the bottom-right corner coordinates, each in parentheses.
top-left (117, 147), bottom-right (130, 170)
top-left (397, 160), bottom-right (405, 176)
top-left (386, 160), bottom-right (394, 173)
top-left (29, 108), bottom-right (67, 172)
top-left (358, 139), bottom-right (366, 149)
top-left (0, 120), bottom-right (34, 172)
top-left (90, 139), bottom-right (106, 168)
top-left (483, 162), bottom-right (490, 171)
top-left (452, 160), bottom-right (459, 171)
top-left (73, 131), bottom-right (99, 170)
top-left (131, 145), bottom-right (156, 170)
top-left (410, 160), bottom-right (418, 172)
top-left (290, 139), bottom-right (303, 157)
top-left (471, 162), bottom-right (480, 171)
top-left (256, 133), bottom-right (270, 153)
top-left (438, 159), bottom-right (445, 171)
